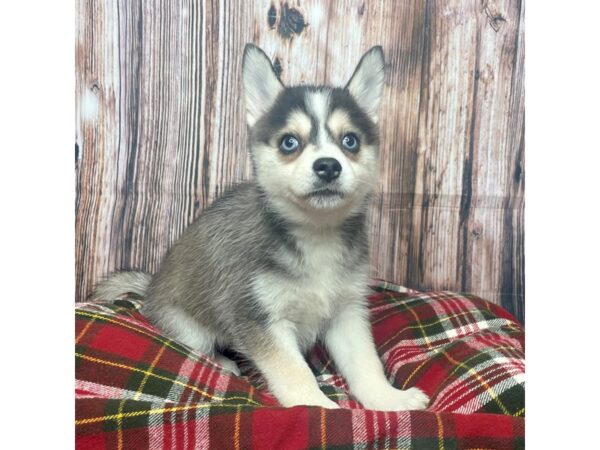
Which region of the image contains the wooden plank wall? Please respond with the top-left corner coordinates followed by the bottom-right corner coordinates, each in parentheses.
top-left (76, 0), bottom-right (525, 322)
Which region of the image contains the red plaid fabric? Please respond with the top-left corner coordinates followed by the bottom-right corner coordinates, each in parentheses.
top-left (76, 280), bottom-right (525, 449)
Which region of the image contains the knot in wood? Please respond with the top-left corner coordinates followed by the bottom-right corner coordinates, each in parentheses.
top-left (277, 3), bottom-right (307, 39)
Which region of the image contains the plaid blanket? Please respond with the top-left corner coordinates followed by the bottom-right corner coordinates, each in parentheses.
top-left (76, 280), bottom-right (525, 449)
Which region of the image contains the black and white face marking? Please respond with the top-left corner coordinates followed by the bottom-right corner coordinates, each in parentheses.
top-left (242, 44), bottom-right (385, 216)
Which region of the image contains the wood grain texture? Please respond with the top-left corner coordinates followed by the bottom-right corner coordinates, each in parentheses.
top-left (76, 0), bottom-right (525, 322)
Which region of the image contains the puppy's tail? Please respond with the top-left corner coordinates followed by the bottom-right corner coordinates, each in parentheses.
top-left (91, 271), bottom-right (152, 301)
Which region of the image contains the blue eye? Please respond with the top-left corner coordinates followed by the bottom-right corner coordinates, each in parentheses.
top-left (280, 134), bottom-right (300, 154)
top-left (341, 133), bottom-right (359, 152)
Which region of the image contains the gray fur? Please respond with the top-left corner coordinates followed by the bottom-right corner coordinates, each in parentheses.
top-left (148, 183), bottom-right (368, 350)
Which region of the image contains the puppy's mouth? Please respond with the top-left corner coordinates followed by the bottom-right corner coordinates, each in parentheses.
top-left (305, 188), bottom-right (345, 199)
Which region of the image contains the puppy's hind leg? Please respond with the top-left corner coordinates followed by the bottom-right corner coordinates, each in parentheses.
top-left (143, 304), bottom-right (240, 370)
top-left (244, 320), bottom-right (339, 409)
top-left (214, 353), bottom-right (241, 376)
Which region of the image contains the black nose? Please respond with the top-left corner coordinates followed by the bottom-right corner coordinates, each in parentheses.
top-left (313, 158), bottom-right (342, 182)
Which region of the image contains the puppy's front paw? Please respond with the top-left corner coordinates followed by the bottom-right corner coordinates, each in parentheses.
top-left (311, 396), bottom-right (341, 410)
top-left (281, 394), bottom-right (340, 409)
top-left (393, 387), bottom-right (429, 411)
top-left (360, 386), bottom-right (429, 411)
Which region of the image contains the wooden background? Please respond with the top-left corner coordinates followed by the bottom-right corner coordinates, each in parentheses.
top-left (76, 0), bottom-right (525, 322)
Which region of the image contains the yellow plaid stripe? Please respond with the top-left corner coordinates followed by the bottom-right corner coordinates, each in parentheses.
top-left (401, 348), bottom-right (441, 389)
top-left (76, 403), bottom-right (251, 426)
top-left (374, 308), bottom-right (477, 329)
top-left (377, 303), bottom-right (519, 353)
top-left (75, 310), bottom-right (223, 370)
top-left (133, 343), bottom-right (168, 400)
top-left (402, 345), bottom-right (522, 390)
top-left (406, 307), bottom-right (433, 350)
top-left (439, 350), bottom-right (511, 415)
top-left (75, 352), bottom-right (262, 406)
top-left (75, 318), bottom-right (96, 344)
top-left (376, 299), bottom-right (433, 350)
top-left (431, 346), bottom-right (522, 395)
top-left (320, 408), bottom-right (327, 450)
top-left (436, 413), bottom-right (445, 450)
top-left (234, 405), bottom-right (241, 450)
top-left (116, 397), bottom-right (125, 450)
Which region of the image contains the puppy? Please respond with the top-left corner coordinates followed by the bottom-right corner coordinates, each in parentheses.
top-left (94, 44), bottom-right (429, 411)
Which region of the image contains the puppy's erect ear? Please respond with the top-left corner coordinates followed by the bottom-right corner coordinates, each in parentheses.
top-left (242, 44), bottom-right (284, 127)
top-left (345, 46), bottom-right (385, 122)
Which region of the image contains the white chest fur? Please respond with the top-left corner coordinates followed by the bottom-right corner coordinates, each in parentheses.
top-left (251, 228), bottom-right (369, 351)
